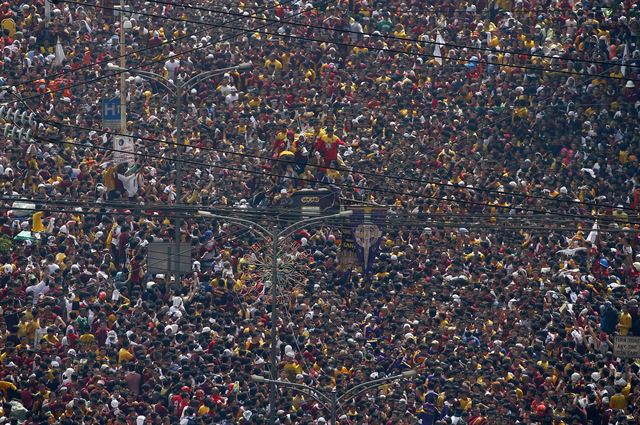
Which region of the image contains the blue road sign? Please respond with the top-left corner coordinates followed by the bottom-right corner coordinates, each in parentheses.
top-left (101, 98), bottom-right (120, 120)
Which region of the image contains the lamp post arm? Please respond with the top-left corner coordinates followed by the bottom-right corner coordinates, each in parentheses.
top-left (182, 65), bottom-right (248, 90)
top-left (256, 377), bottom-right (334, 406)
top-left (336, 374), bottom-right (408, 405)
top-left (276, 212), bottom-right (351, 241)
top-left (126, 70), bottom-right (177, 94)
top-left (196, 211), bottom-right (272, 241)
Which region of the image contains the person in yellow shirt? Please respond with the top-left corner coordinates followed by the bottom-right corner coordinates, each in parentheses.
top-left (265, 53), bottom-right (283, 73)
top-left (118, 345), bottom-right (134, 364)
top-left (0, 380), bottom-right (17, 399)
top-left (17, 310), bottom-right (40, 342)
top-left (102, 165), bottom-right (116, 193)
top-left (78, 333), bottom-right (95, 345)
top-left (609, 386), bottom-right (628, 410)
top-left (198, 398), bottom-right (214, 415)
top-left (32, 211), bottom-right (45, 233)
top-left (458, 388), bottom-right (472, 410)
top-left (42, 327), bottom-right (60, 347)
top-left (618, 304), bottom-right (633, 336)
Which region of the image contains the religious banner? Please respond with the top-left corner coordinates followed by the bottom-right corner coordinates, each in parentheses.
top-left (351, 207), bottom-right (386, 274)
top-left (337, 230), bottom-right (358, 275)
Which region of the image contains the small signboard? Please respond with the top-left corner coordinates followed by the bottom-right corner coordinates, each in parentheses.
top-left (290, 188), bottom-right (340, 217)
top-left (147, 242), bottom-right (192, 275)
top-left (614, 336), bottom-right (640, 358)
top-left (113, 135), bottom-right (134, 165)
top-left (101, 98), bottom-right (121, 130)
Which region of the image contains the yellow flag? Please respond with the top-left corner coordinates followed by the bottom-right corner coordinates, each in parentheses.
top-left (32, 211), bottom-right (44, 233)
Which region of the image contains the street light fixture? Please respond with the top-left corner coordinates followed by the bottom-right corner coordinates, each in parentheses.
top-left (196, 210), bottom-right (352, 425)
top-left (104, 62), bottom-right (252, 277)
top-left (251, 370), bottom-right (417, 425)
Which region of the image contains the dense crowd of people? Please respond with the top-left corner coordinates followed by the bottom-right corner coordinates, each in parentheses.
top-left (1, 0), bottom-right (640, 423)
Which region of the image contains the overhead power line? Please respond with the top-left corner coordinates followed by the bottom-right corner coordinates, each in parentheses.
top-left (3, 0), bottom-right (320, 106)
top-left (37, 119), bottom-right (640, 215)
top-left (137, 0), bottom-right (640, 72)
top-left (3, 203), bottom-right (635, 234)
top-left (2, 197), bottom-right (635, 235)
top-left (62, 0), bottom-right (640, 84)
top-left (6, 123), bottom-right (639, 226)
top-left (7, 0), bottom-right (639, 108)
top-left (1, 194), bottom-right (625, 225)
top-left (8, 75), bottom-right (634, 217)
top-left (6, 45), bottom-right (638, 230)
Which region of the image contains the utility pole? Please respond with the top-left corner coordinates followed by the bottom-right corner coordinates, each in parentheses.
top-left (105, 62), bottom-right (252, 280)
top-left (119, 0), bottom-right (126, 134)
top-left (44, 0), bottom-right (51, 52)
top-left (173, 83), bottom-right (183, 278)
top-left (269, 227), bottom-right (278, 425)
top-left (195, 210), bottom-right (352, 425)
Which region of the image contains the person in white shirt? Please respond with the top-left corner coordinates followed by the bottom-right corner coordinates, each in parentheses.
top-left (165, 55), bottom-right (180, 82)
top-left (26, 278), bottom-right (49, 305)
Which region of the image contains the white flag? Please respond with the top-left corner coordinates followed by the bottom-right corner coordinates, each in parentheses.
top-left (621, 42), bottom-right (629, 76)
top-left (53, 37), bottom-right (66, 66)
top-left (586, 220), bottom-right (599, 244)
top-left (44, 0), bottom-right (51, 25)
top-left (434, 32), bottom-right (445, 65)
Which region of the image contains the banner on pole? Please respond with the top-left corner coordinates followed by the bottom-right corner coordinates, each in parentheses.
top-left (337, 231), bottom-right (359, 275)
top-left (351, 207), bottom-right (386, 274)
top-left (113, 135), bottom-right (135, 165)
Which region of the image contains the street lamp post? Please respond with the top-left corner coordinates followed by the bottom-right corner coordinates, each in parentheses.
top-left (197, 210), bottom-right (353, 425)
top-left (106, 62), bottom-right (252, 276)
top-left (251, 370), bottom-right (417, 425)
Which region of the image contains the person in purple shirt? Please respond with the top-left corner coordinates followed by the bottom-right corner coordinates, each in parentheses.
top-left (417, 392), bottom-right (448, 425)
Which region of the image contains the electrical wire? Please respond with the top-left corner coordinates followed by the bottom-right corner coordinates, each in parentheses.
top-left (5, 84), bottom-right (640, 225)
top-left (2, 200), bottom-right (638, 234)
top-left (6, 197), bottom-right (612, 230)
top-left (351, 5), bottom-right (631, 14)
top-left (3, 0), bottom-right (324, 106)
top-left (4, 194), bottom-right (616, 223)
top-left (5, 125), bottom-right (640, 226)
top-left (9, 76), bottom-right (639, 217)
top-left (5, 53), bottom-right (640, 228)
top-left (7, 0), bottom-right (639, 109)
top-left (37, 118), bottom-right (640, 215)
top-left (136, 0), bottom-right (640, 72)
top-left (4, 6), bottom-right (636, 220)
top-left (5, 0), bottom-right (633, 222)
top-left (4, 0), bottom-right (303, 91)
top-left (48, 0), bottom-right (640, 84)
top-left (6, 3), bottom-right (632, 219)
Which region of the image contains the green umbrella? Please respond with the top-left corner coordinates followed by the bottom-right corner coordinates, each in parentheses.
top-left (14, 230), bottom-right (35, 242)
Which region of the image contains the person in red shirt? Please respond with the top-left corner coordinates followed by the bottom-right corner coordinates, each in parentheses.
top-left (210, 387), bottom-right (225, 405)
top-left (170, 387), bottom-right (191, 416)
top-left (314, 127), bottom-right (345, 168)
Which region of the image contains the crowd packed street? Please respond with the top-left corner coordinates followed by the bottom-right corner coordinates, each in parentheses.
top-left (1, 0), bottom-right (640, 423)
